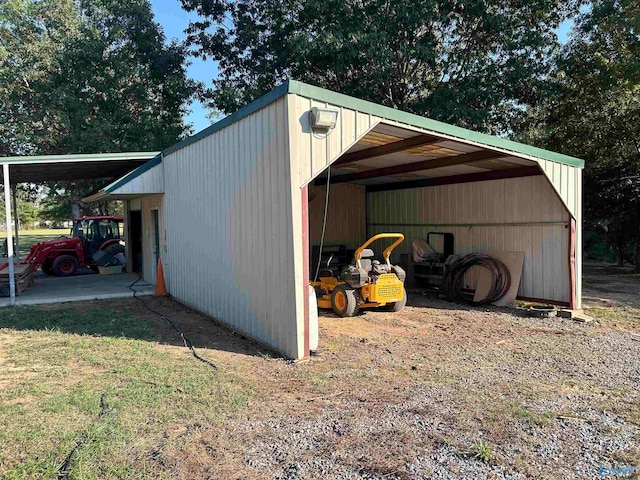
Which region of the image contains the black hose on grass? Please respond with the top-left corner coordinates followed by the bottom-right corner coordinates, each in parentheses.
top-left (128, 275), bottom-right (217, 370)
top-left (443, 253), bottom-right (511, 306)
top-left (58, 394), bottom-right (114, 480)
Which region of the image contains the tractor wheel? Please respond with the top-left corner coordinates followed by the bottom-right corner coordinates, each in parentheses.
top-left (41, 263), bottom-right (54, 276)
top-left (331, 285), bottom-right (359, 317)
top-left (52, 255), bottom-right (79, 277)
top-left (385, 287), bottom-right (407, 312)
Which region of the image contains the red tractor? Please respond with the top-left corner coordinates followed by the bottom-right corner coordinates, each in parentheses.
top-left (24, 216), bottom-right (125, 276)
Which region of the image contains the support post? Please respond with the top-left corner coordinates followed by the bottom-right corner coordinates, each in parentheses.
top-left (3, 164), bottom-right (16, 304)
top-left (11, 185), bottom-right (18, 260)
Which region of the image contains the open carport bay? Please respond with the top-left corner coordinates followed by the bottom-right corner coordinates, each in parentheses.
top-left (0, 270), bottom-right (154, 307)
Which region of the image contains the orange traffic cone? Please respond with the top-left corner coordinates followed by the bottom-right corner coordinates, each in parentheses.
top-left (155, 258), bottom-right (168, 297)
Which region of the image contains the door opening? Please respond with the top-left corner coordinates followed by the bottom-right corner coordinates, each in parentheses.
top-left (129, 210), bottom-right (143, 273)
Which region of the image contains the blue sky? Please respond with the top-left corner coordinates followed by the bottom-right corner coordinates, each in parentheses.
top-left (149, 0), bottom-right (575, 134)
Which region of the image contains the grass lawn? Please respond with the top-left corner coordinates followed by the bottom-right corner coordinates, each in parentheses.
top-left (0, 302), bottom-right (248, 479)
top-left (0, 229), bottom-right (69, 257)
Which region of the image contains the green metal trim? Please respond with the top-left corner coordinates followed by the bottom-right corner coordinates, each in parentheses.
top-left (163, 81), bottom-right (290, 157)
top-left (287, 80), bottom-right (585, 168)
top-left (104, 154), bottom-right (162, 193)
top-left (0, 151), bottom-right (159, 164)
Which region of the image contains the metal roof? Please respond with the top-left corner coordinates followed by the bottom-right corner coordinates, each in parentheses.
top-left (0, 152), bottom-right (160, 183)
top-left (165, 80), bottom-right (584, 169)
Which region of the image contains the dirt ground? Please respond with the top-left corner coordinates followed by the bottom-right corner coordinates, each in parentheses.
top-left (583, 263), bottom-right (640, 307)
top-left (105, 264), bottom-right (639, 480)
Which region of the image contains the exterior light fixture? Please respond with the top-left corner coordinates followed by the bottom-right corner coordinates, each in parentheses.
top-left (309, 107), bottom-right (338, 130)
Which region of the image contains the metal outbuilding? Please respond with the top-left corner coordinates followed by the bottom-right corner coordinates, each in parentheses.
top-left (20, 81), bottom-right (585, 359)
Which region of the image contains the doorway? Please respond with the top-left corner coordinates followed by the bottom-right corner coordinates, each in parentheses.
top-left (129, 210), bottom-right (143, 273)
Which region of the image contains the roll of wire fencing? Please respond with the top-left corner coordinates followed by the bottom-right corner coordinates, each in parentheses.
top-left (443, 253), bottom-right (511, 306)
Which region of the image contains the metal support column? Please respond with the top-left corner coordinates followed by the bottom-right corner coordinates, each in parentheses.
top-left (11, 185), bottom-right (19, 260)
top-left (3, 163), bottom-right (16, 304)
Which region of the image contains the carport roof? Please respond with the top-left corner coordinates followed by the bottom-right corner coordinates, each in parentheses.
top-left (0, 151), bottom-right (160, 183)
top-left (166, 80), bottom-right (584, 169)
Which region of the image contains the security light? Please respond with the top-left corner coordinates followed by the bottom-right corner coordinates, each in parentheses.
top-left (309, 107), bottom-right (338, 130)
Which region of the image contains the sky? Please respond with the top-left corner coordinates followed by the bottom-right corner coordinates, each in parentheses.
top-left (149, 0), bottom-right (575, 134)
top-left (149, 0), bottom-right (219, 133)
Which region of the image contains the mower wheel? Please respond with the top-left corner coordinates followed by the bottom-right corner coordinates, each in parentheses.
top-left (331, 285), bottom-right (359, 317)
top-left (385, 287), bottom-right (407, 312)
top-left (52, 255), bottom-right (79, 277)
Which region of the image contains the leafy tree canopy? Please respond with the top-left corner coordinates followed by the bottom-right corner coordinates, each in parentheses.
top-left (518, 0), bottom-right (640, 267)
top-left (182, 0), bottom-right (580, 133)
top-left (1, 0), bottom-right (198, 219)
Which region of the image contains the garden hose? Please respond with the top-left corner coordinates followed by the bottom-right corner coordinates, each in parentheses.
top-left (443, 253), bottom-right (511, 306)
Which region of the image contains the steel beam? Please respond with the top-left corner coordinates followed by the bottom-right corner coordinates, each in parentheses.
top-left (333, 134), bottom-right (441, 167)
top-left (328, 149), bottom-right (504, 185)
top-left (3, 163), bottom-right (15, 304)
top-left (366, 165), bottom-right (542, 192)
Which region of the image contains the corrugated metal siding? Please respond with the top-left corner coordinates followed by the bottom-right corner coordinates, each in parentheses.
top-left (163, 97), bottom-right (302, 358)
top-left (308, 183), bottom-right (366, 249)
top-left (367, 176), bottom-right (572, 303)
top-left (575, 168), bottom-right (583, 308)
top-left (538, 159), bottom-right (578, 218)
top-left (140, 194), bottom-right (165, 284)
top-left (111, 162), bottom-right (164, 195)
top-left (288, 94), bottom-right (383, 185)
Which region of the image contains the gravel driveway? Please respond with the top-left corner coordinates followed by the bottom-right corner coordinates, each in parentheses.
top-left (147, 267), bottom-right (640, 479)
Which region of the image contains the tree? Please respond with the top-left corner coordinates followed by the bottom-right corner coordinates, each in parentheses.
top-left (1, 0), bottom-right (197, 217)
top-left (517, 0), bottom-right (640, 269)
top-left (181, 0), bottom-right (579, 133)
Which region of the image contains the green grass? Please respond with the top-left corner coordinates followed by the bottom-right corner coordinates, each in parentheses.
top-left (586, 305), bottom-right (640, 331)
top-left (0, 229), bottom-right (69, 257)
top-left (466, 439), bottom-right (496, 464)
top-left (512, 407), bottom-right (557, 427)
top-left (0, 305), bottom-right (250, 479)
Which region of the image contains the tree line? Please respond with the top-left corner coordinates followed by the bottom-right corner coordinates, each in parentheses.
top-left (1, 0), bottom-right (638, 268)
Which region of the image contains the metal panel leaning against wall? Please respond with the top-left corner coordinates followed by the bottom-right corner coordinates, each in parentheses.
top-left (162, 97), bottom-right (303, 359)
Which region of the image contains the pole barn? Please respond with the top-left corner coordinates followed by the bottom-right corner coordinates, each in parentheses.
top-left (72, 81), bottom-right (583, 359)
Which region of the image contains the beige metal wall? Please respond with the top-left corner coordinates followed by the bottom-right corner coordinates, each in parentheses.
top-left (288, 94), bottom-right (383, 184)
top-left (111, 162), bottom-right (164, 195)
top-left (308, 183), bottom-right (366, 250)
top-left (367, 175), bottom-right (573, 303)
top-left (140, 194), bottom-right (165, 284)
top-left (162, 97), bottom-right (303, 358)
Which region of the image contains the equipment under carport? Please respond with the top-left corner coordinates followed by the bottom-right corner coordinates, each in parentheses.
top-left (311, 233), bottom-right (407, 317)
top-left (442, 253), bottom-right (511, 306)
top-left (412, 232), bottom-right (455, 289)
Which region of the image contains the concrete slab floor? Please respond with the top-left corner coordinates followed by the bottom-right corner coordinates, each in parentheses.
top-left (0, 271), bottom-right (155, 307)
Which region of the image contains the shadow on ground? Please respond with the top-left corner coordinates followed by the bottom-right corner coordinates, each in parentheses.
top-left (0, 295), bottom-right (278, 359)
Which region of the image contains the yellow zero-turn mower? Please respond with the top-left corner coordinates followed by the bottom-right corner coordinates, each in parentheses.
top-left (311, 233), bottom-right (407, 317)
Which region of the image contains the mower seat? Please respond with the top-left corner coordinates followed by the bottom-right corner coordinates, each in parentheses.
top-left (358, 248), bottom-right (375, 272)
